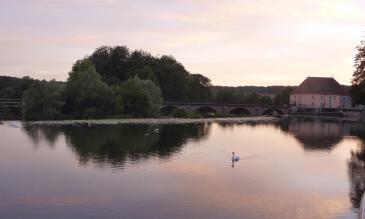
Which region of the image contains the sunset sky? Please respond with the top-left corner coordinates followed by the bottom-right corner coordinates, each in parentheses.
top-left (1, 0), bottom-right (364, 86)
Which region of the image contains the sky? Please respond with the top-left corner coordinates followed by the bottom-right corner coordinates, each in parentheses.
top-left (0, 0), bottom-right (364, 86)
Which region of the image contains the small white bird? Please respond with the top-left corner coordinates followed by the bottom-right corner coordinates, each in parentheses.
top-left (232, 152), bottom-right (240, 162)
top-left (9, 122), bottom-right (19, 128)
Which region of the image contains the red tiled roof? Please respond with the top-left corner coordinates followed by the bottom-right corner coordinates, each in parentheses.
top-left (291, 77), bottom-right (349, 96)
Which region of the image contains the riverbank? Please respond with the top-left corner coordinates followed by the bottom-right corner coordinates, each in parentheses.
top-left (284, 114), bottom-right (363, 122)
top-left (22, 116), bottom-right (279, 126)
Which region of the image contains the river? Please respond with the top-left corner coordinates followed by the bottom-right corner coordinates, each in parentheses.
top-left (0, 118), bottom-right (364, 219)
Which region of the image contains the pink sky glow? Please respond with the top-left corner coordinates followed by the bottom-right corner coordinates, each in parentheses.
top-left (0, 0), bottom-right (364, 86)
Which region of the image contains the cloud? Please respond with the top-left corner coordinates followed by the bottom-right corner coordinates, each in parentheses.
top-left (0, 0), bottom-right (364, 85)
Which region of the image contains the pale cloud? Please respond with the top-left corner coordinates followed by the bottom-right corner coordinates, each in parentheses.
top-left (0, 0), bottom-right (364, 85)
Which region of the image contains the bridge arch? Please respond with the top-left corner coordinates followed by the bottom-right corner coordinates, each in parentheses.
top-left (262, 108), bottom-right (284, 116)
top-left (229, 108), bottom-right (251, 116)
top-left (196, 107), bottom-right (217, 117)
top-left (159, 105), bottom-right (178, 116)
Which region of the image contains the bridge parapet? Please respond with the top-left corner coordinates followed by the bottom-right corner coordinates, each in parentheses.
top-left (161, 102), bottom-right (289, 116)
top-left (162, 102), bottom-right (289, 108)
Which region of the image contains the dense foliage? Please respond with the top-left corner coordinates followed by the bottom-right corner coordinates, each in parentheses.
top-left (273, 87), bottom-right (294, 105)
top-left (116, 77), bottom-right (162, 117)
top-left (0, 76), bottom-right (35, 98)
top-left (23, 80), bottom-right (64, 120)
top-left (212, 86), bottom-right (294, 105)
top-left (64, 59), bottom-right (114, 118)
top-left (89, 46), bottom-right (211, 102)
top-left (352, 40), bottom-right (365, 105)
top-left (1, 45), bottom-right (297, 120)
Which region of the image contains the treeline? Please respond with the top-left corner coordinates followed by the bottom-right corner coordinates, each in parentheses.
top-left (9, 46), bottom-right (213, 120)
top-left (0, 45), bottom-right (294, 120)
top-left (352, 40), bottom-right (365, 105)
top-left (212, 86), bottom-right (294, 105)
top-left (0, 76), bottom-right (35, 99)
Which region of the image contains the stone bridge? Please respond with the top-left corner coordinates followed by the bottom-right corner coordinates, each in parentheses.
top-left (160, 102), bottom-right (290, 116)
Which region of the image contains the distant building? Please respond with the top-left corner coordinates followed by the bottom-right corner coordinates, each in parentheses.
top-left (290, 77), bottom-right (351, 109)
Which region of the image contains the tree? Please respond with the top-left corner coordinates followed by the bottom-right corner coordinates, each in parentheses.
top-left (90, 46), bottom-right (130, 85)
top-left (152, 55), bottom-right (189, 101)
top-left (352, 40), bottom-right (365, 104)
top-left (88, 45), bottom-right (208, 102)
top-left (187, 74), bottom-right (212, 102)
top-left (274, 87), bottom-right (293, 105)
top-left (0, 76), bottom-right (35, 98)
top-left (127, 65), bottom-right (159, 86)
top-left (116, 77), bottom-right (162, 117)
top-left (215, 89), bottom-right (239, 103)
top-left (244, 92), bottom-right (259, 104)
top-left (24, 80), bottom-right (64, 120)
top-left (258, 96), bottom-right (273, 105)
top-left (65, 59), bottom-right (113, 118)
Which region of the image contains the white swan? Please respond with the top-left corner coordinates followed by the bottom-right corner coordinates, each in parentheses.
top-left (232, 152), bottom-right (240, 162)
top-left (9, 122), bottom-right (19, 128)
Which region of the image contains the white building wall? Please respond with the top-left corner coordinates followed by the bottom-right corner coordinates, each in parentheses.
top-left (290, 94), bottom-right (351, 109)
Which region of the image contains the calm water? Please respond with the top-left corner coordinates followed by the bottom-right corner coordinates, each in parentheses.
top-left (1, 119), bottom-right (365, 219)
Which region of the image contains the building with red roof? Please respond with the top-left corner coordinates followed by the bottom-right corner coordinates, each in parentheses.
top-left (290, 77), bottom-right (351, 109)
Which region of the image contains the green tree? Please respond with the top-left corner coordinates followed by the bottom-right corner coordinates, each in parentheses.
top-left (0, 76), bottom-right (34, 98)
top-left (152, 55), bottom-right (189, 101)
top-left (215, 89), bottom-right (239, 103)
top-left (24, 80), bottom-right (64, 120)
top-left (352, 40), bottom-right (365, 104)
top-left (116, 77), bottom-right (162, 117)
top-left (88, 45), bottom-right (209, 102)
top-left (258, 96), bottom-right (273, 105)
top-left (274, 87), bottom-right (293, 105)
top-left (127, 65), bottom-right (159, 86)
top-left (245, 92), bottom-right (259, 104)
top-left (90, 46), bottom-right (130, 85)
top-left (187, 74), bottom-right (212, 102)
top-left (65, 59), bottom-right (113, 118)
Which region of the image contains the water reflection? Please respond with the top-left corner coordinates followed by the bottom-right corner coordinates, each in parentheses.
top-left (274, 118), bottom-right (353, 151)
top-left (22, 123), bottom-right (211, 168)
top-left (23, 125), bottom-right (63, 147)
top-left (17, 119), bottom-right (365, 217)
top-left (216, 118), bottom-right (365, 211)
top-left (217, 118), bottom-right (351, 152)
top-left (347, 124), bottom-right (365, 208)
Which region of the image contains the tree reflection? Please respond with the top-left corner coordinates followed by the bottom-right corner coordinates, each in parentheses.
top-left (347, 123), bottom-right (365, 208)
top-left (22, 123), bottom-right (211, 168)
top-left (23, 124), bottom-right (63, 147)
